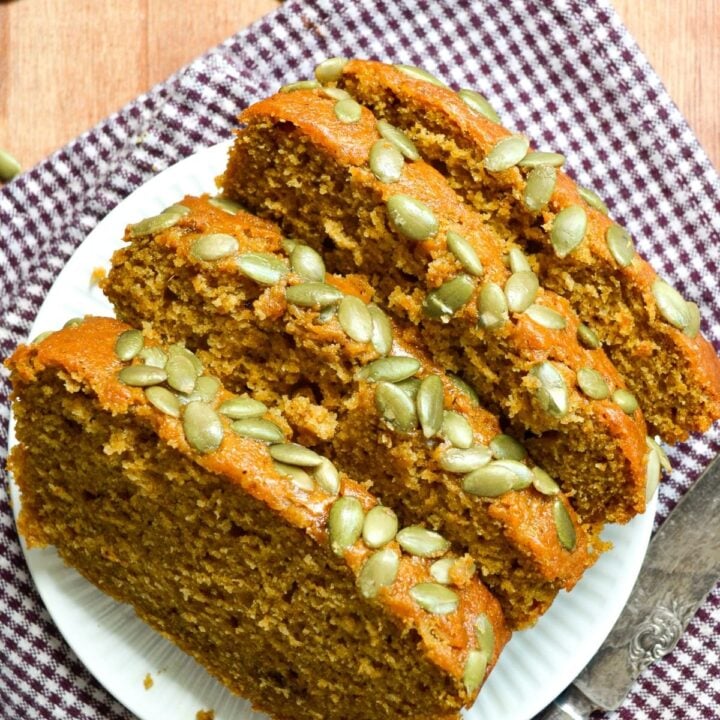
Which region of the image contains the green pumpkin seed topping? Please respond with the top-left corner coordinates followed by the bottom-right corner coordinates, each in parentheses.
top-left (314, 458), bottom-right (341, 496)
top-left (129, 208), bottom-right (186, 238)
top-left (376, 120), bottom-right (420, 161)
top-left (518, 151), bottom-right (565, 168)
top-left (338, 295), bottom-right (374, 343)
top-left (395, 377), bottom-right (421, 401)
top-left (269, 443), bottom-right (324, 468)
top-left (396, 526), bottom-right (450, 558)
top-left (328, 496), bottom-right (365, 555)
top-left (457, 89), bottom-right (500, 124)
top-left (652, 279), bottom-right (691, 331)
top-left (416, 375), bottom-right (445, 438)
top-left (645, 445), bottom-right (661, 502)
top-left (280, 79), bottom-right (320, 93)
top-left (442, 411), bottom-right (474, 449)
top-left (553, 498), bottom-right (577, 551)
top-left (375, 381), bottom-right (418, 433)
top-left (231, 418), bottom-right (285, 444)
top-left (578, 185), bottom-right (609, 215)
top-left (358, 356), bottom-right (421, 383)
top-left (447, 374), bottom-right (480, 406)
top-left (362, 505), bottom-right (399, 548)
top-left (504, 271), bottom-right (539, 313)
top-left (462, 463), bottom-right (515, 498)
top-left (273, 462), bottom-right (315, 491)
top-left (463, 650), bottom-right (488, 696)
top-left (358, 548), bottom-right (400, 599)
top-left (315, 57), bottom-right (348, 83)
top-left (524, 165), bottom-right (557, 212)
top-left (64, 318), bottom-right (85, 329)
top-left (446, 231), bottom-right (484, 277)
top-left (187, 376), bottom-right (221, 404)
top-left (165, 352), bottom-right (198, 395)
top-left (551, 205), bottom-right (588, 257)
top-left (118, 365), bottom-right (168, 387)
top-left (386, 194), bottom-right (439, 241)
top-left (144, 386), bottom-right (181, 418)
top-left (138, 346), bottom-right (168, 369)
top-left (316, 305), bottom-right (337, 324)
top-left (612, 388), bottom-right (639, 414)
top-left (320, 87), bottom-right (352, 101)
top-left (285, 282), bottom-right (344, 308)
top-left (114, 329), bottom-right (144, 361)
top-left (477, 281), bottom-right (509, 330)
top-left (494, 459), bottom-right (534, 490)
top-left (524, 304), bottom-right (568, 330)
top-left (182, 401), bottom-right (223, 454)
top-left (369, 139), bottom-right (405, 183)
top-left (475, 613), bottom-right (495, 656)
top-left (508, 247), bottom-right (532, 273)
top-left (31, 331), bottom-right (54, 344)
top-left (169, 344), bottom-right (203, 375)
top-left (429, 557), bottom-right (456, 585)
top-left (484, 135), bottom-right (530, 173)
top-left (530, 362), bottom-right (569, 417)
top-left (685, 302), bottom-right (701, 339)
top-left (208, 195), bottom-right (245, 215)
top-left (395, 64), bottom-right (447, 87)
top-left (0, 148), bottom-right (22, 182)
top-left (531, 466), bottom-right (561, 495)
top-left (334, 97), bottom-right (362, 123)
top-left (606, 225), bottom-right (635, 267)
top-left (236, 253), bottom-right (289, 285)
top-left (368, 304), bottom-right (393, 355)
top-left (290, 244), bottom-right (326, 282)
top-left (489, 434), bottom-right (527, 461)
top-left (440, 446), bottom-right (492, 474)
top-left (190, 233), bottom-right (239, 262)
top-left (409, 582), bottom-right (459, 615)
top-left (219, 397), bottom-right (268, 420)
top-left (646, 435), bottom-right (671, 473)
top-left (576, 368), bottom-right (610, 400)
top-left (424, 275), bottom-right (475, 318)
top-left (577, 323), bottom-right (601, 349)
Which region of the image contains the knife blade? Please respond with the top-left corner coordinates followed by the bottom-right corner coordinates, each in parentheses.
top-left (534, 452), bottom-right (720, 720)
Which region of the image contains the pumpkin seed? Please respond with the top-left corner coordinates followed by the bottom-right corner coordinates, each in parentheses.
top-left (368, 304), bottom-right (393, 355)
top-left (128, 208), bottom-right (185, 237)
top-left (396, 526), bottom-right (450, 558)
top-left (518, 151), bottom-right (565, 168)
top-left (190, 233), bottom-right (238, 261)
top-left (416, 375), bottom-right (445, 438)
top-left (646, 435), bottom-right (671, 473)
top-left (463, 650), bottom-right (488, 696)
top-left (524, 303), bottom-right (567, 330)
top-left (395, 378), bottom-right (421, 401)
top-left (338, 295), bottom-right (374, 343)
top-left (139, 346), bottom-right (167, 368)
top-left (0, 148), bottom-right (21, 181)
top-left (236, 253), bottom-right (289, 285)
top-left (493, 459), bottom-right (534, 490)
top-left (273, 462), bottom-right (314, 491)
top-left (447, 374), bottom-right (480, 407)
top-left (188, 376), bottom-right (221, 403)
top-left (358, 356), bottom-right (421, 382)
top-left (612, 388), bottom-right (639, 414)
top-left (645, 446), bottom-right (661, 502)
top-left (457, 89), bottom-right (500, 123)
top-left (508, 247), bottom-right (532, 273)
top-left (577, 323), bottom-right (601, 349)
top-left (369, 140), bottom-right (404, 183)
top-left (231, 418), bottom-right (285, 444)
top-left (504, 271), bottom-right (539, 313)
top-left (386, 194), bottom-right (439, 241)
top-left (489, 434), bottom-right (527, 461)
top-left (475, 614), bottom-right (495, 657)
top-left (208, 195), bottom-right (245, 215)
top-left (316, 305), bottom-right (337, 324)
top-left (395, 64), bottom-right (447, 87)
top-left (606, 225), bottom-right (635, 267)
top-left (290, 245), bottom-right (325, 282)
top-left (531, 466), bottom-right (561, 495)
top-left (315, 57), bottom-right (348, 83)
top-left (358, 548), bottom-right (400, 599)
top-left (685, 301), bottom-right (701, 339)
top-left (409, 583), bottom-right (459, 615)
top-left (447, 231), bottom-right (483, 276)
top-left (269, 443), bottom-right (324, 468)
top-left (530, 362), bottom-right (569, 417)
top-left (429, 557), bottom-right (456, 585)
top-left (281, 238), bottom-right (298, 254)
top-left (285, 282), bottom-right (344, 308)
top-left (424, 274), bottom-right (475, 318)
top-left (652, 280), bottom-right (691, 330)
top-left (168, 344), bottom-right (203, 375)
top-left (375, 381), bottom-right (418, 433)
top-left (182, 401), bottom-right (223, 454)
top-left (144, 386), bottom-right (181, 418)
top-left (578, 185), bottom-right (609, 215)
top-left (439, 446), bottom-right (492, 474)
top-left (320, 86), bottom-right (352, 102)
top-left (115, 329), bottom-right (144, 361)
top-left (376, 119), bottom-right (420, 161)
top-left (483, 135), bottom-right (529, 172)
top-left (328, 496), bottom-right (365, 555)
top-left (166, 352), bottom-right (197, 395)
top-left (577, 367), bottom-right (610, 400)
top-left (31, 331), bottom-right (53, 344)
top-left (551, 205), bottom-right (587, 257)
top-left (314, 458), bottom-right (341, 495)
top-left (553, 498), bottom-right (576, 551)
top-left (219, 397), bottom-right (268, 419)
top-left (334, 98), bottom-right (362, 123)
top-left (477, 281), bottom-right (509, 330)
top-left (462, 463), bottom-right (515, 497)
top-left (362, 506), bottom-right (399, 548)
top-left (118, 365), bottom-right (167, 387)
top-left (524, 165), bottom-right (557, 211)
top-left (280, 79), bottom-right (320, 92)
top-left (442, 411), bottom-right (474, 449)
top-left (63, 317), bottom-right (83, 328)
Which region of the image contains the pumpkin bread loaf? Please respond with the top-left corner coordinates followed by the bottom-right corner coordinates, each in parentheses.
top-left (102, 194), bottom-right (601, 628)
top-left (220, 89), bottom-right (657, 526)
top-left (8, 317), bottom-right (510, 720)
top-left (326, 58), bottom-right (720, 442)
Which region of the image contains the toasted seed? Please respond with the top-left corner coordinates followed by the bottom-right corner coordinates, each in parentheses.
top-left (530, 362), bottom-right (569, 417)
top-left (606, 225), bottom-right (635, 267)
top-left (168, 344), bottom-right (203, 375)
top-left (652, 279), bottom-right (691, 330)
top-left (578, 185), bottom-right (609, 215)
top-left (475, 614), bottom-right (495, 657)
top-left (646, 435), bottom-right (671, 473)
top-left (395, 378), bottom-right (421, 401)
top-left (645, 446), bottom-right (661, 502)
top-left (577, 367), bottom-right (610, 400)
top-left (439, 446), bottom-right (492, 473)
top-left (189, 376), bottom-right (221, 403)
top-left (685, 301), bottom-right (701, 339)
top-left (489, 434), bottom-right (527, 461)
top-left (524, 165), bottom-right (557, 211)
top-left (577, 323), bottom-right (601, 349)
top-left (463, 650), bottom-right (489, 696)
top-left (551, 205), bottom-right (587, 257)
top-left (386, 194), bottom-right (439, 241)
top-left (395, 64), bottom-right (447, 87)
top-left (129, 209), bottom-right (185, 237)
top-left (280, 79), bottom-right (320, 92)
top-left (231, 418), bottom-right (285, 444)
top-left (285, 282), bottom-right (344, 308)
top-left (219, 397), bottom-right (268, 419)
top-left (208, 195), bottom-right (245, 215)
top-left (493, 459), bottom-right (534, 490)
top-left (447, 374), bottom-right (480, 407)
top-left (429, 557), bottom-right (456, 585)
top-left (531, 466), bottom-right (561, 495)
top-left (281, 238), bottom-right (299, 254)
top-left (118, 365), bottom-right (167, 387)
top-left (553, 498), bottom-right (577, 551)
top-left (358, 548), bottom-right (400, 599)
top-left (138, 346), bottom-right (167, 368)
top-left (334, 97), bottom-right (362, 123)
top-left (368, 304), bottom-right (393, 355)
top-left (376, 120), bottom-right (420, 161)
top-left (369, 140), bottom-right (404, 183)
top-left (416, 375), bottom-right (445, 438)
top-left (316, 305), bottom-right (337, 324)
top-left (320, 86), bottom-right (352, 101)
top-left (504, 271), bottom-right (539, 313)
top-left (63, 317), bottom-right (83, 329)
top-left (236, 253), bottom-right (289, 285)
top-left (328, 496), bottom-right (365, 555)
top-left (290, 245), bottom-right (326, 282)
top-left (508, 247), bottom-right (532, 273)
top-left (477, 281), bottom-right (509, 330)
top-left (424, 275), bottom-right (475, 318)
top-left (447, 231), bottom-right (483, 276)
top-left (314, 458), bottom-right (341, 495)
top-left (0, 148), bottom-right (22, 182)
top-left (462, 464), bottom-right (515, 498)
top-left (190, 233), bottom-right (238, 261)
top-left (273, 462), bottom-right (314, 491)
top-left (518, 151), bottom-right (565, 168)
top-left (182, 402), bottom-right (223, 454)
top-left (484, 135), bottom-right (530, 172)
top-left (269, 443), bottom-right (324, 468)
top-left (338, 295), bottom-right (374, 343)
top-left (457, 89), bottom-right (500, 123)
top-left (165, 203), bottom-right (190, 216)
top-left (524, 303), bottom-right (567, 330)
top-left (115, 329), bottom-right (144, 361)
top-left (613, 388), bottom-right (639, 414)
top-left (362, 506), bottom-right (399, 548)
top-left (442, 411), bottom-right (474, 449)
top-left (396, 526), bottom-right (450, 558)
top-left (165, 352), bottom-right (197, 394)
top-left (375, 381), bottom-right (418, 432)
top-left (358, 356), bottom-right (421, 382)
top-left (144, 386), bottom-right (181, 418)
top-left (315, 57), bottom-right (348, 83)
top-left (409, 583), bottom-right (459, 615)
top-left (31, 331), bottom-right (54, 344)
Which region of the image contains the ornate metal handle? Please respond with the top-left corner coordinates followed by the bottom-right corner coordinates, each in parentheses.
top-left (532, 685), bottom-right (597, 720)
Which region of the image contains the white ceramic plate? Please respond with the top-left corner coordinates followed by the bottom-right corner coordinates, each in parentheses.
top-left (7, 141), bottom-right (657, 720)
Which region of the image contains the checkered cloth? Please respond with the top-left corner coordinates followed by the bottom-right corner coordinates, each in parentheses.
top-left (1, 0), bottom-right (718, 717)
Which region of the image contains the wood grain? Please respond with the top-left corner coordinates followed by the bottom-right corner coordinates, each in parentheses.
top-left (0, 0), bottom-right (717, 173)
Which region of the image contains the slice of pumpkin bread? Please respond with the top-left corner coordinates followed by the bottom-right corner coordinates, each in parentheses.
top-left (102, 194), bottom-right (602, 628)
top-left (326, 58), bottom-right (720, 442)
top-left (220, 90), bottom-right (656, 526)
top-left (8, 317), bottom-right (510, 720)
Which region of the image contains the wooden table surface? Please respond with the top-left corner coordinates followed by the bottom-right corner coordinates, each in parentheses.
top-left (0, 0), bottom-right (718, 174)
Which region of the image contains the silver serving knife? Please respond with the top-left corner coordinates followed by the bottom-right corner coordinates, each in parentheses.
top-left (534, 453), bottom-right (720, 720)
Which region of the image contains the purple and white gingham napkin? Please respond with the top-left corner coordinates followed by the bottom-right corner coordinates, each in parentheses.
top-left (1, 1), bottom-right (719, 717)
